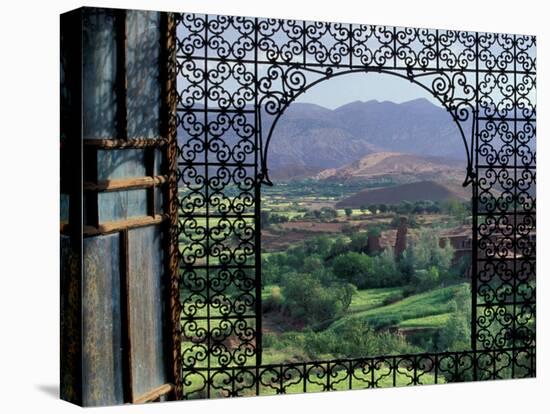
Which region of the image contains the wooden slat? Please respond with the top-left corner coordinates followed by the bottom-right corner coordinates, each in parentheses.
top-left (83, 138), bottom-right (168, 149)
top-left (83, 175), bottom-right (167, 192)
top-left (60, 214), bottom-right (168, 236)
top-left (116, 9), bottom-right (128, 141)
top-left (133, 383), bottom-right (174, 404)
top-left (83, 147), bottom-right (99, 227)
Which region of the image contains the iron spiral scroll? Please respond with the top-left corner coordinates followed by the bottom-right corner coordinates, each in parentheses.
top-left (174, 13), bottom-right (535, 399)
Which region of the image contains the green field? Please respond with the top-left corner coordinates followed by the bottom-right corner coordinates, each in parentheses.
top-left (348, 287), bottom-right (404, 313)
top-left (398, 313), bottom-right (453, 329)
top-left (332, 284), bottom-right (466, 330)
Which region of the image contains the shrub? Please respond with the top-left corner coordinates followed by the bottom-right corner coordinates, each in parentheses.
top-left (373, 248), bottom-right (403, 287)
top-left (400, 228), bottom-right (455, 292)
top-left (263, 285), bottom-right (283, 313)
top-left (410, 266), bottom-right (440, 293)
top-left (304, 318), bottom-right (416, 359)
top-left (332, 252), bottom-right (375, 289)
top-left (349, 231), bottom-right (370, 253)
top-left (341, 223), bottom-right (355, 235)
top-left (332, 248), bottom-right (406, 289)
top-left (281, 273), bottom-right (345, 325)
top-left (436, 284), bottom-right (471, 352)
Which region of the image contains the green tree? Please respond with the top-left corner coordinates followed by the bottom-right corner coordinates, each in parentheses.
top-left (263, 285), bottom-right (283, 313)
top-left (321, 206), bottom-right (338, 219)
top-left (328, 236), bottom-right (349, 259)
top-left (433, 238), bottom-right (454, 272)
top-left (344, 207), bottom-right (353, 217)
top-left (410, 266), bottom-right (440, 292)
top-left (405, 229), bottom-right (454, 273)
top-left (303, 236), bottom-right (332, 257)
top-left (368, 226), bottom-right (382, 238)
top-left (303, 255), bottom-right (323, 273)
top-left (332, 252), bottom-right (375, 288)
top-left (270, 213), bottom-right (289, 224)
top-left (436, 284), bottom-right (471, 352)
top-left (349, 231), bottom-right (369, 253)
top-left (397, 200), bottom-right (413, 214)
top-left (373, 248), bottom-right (402, 286)
top-left (442, 199), bottom-right (469, 224)
top-left (336, 283), bottom-right (358, 312)
top-left (400, 228), bottom-right (455, 292)
top-left (304, 318), bottom-right (416, 359)
top-left (281, 272), bottom-right (344, 325)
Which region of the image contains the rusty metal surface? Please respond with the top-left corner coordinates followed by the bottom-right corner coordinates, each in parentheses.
top-left (162, 11), bottom-right (183, 399)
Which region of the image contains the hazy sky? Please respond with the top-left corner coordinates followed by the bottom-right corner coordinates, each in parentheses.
top-left (294, 72), bottom-right (439, 109)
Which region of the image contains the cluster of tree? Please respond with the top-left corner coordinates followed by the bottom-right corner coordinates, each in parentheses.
top-left (263, 269), bottom-right (357, 327)
top-left (278, 273), bottom-right (357, 326)
top-left (434, 284), bottom-right (471, 352)
top-left (263, 318), bottom-right (418, 361)
top-left (332, 249), bottom-right (400, 289)
top-left (262, 228), bottom-right (469, 326)
top-left (360, 200), bottom-right (471, 221)
top-left (260, 210), bottom-right (289, 228)
top-left (305, 318), bottom-right (417, 359)
top-left (303, 206), bottom-right (338, 221)
top-left (262, 178), bottom-right (396, 199)
top-left (400, 229), bottom-right (471, 294)
top-left (263, 229), bottom-right (468, 291)
top-left (390, 214), bottom-right (417, 228)
top-left (360, 204), bottom-right (389, 214)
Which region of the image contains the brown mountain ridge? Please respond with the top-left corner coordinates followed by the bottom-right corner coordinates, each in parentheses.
top-left (336, 180), bottom-right (469, 208)
top-left (315, 152), bottom-right (465, 183)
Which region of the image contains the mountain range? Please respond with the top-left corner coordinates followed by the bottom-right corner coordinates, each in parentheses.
top-left (268, 98), bottom-right (468, 180)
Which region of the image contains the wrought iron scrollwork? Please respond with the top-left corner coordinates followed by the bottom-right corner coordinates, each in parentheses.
top-left (175, 12), bottom-right (536, 399)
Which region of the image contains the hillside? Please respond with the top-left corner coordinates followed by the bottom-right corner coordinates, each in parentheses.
top-left (315, 151), bottom-right (465, 183)
top-left (330, 284), bottom-right (466, 330)
top-left (335, 180), bottom-right (469, 207)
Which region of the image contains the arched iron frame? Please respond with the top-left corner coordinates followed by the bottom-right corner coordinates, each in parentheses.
top-left (173, 12), bottom-right (536, 399)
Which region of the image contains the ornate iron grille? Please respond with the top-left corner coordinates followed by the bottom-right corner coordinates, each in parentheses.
top-left (174, 13), bottom-right (536, 399)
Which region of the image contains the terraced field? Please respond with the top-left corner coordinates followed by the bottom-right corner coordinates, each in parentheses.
top-left (332, 284), bottom-right (466, 330)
